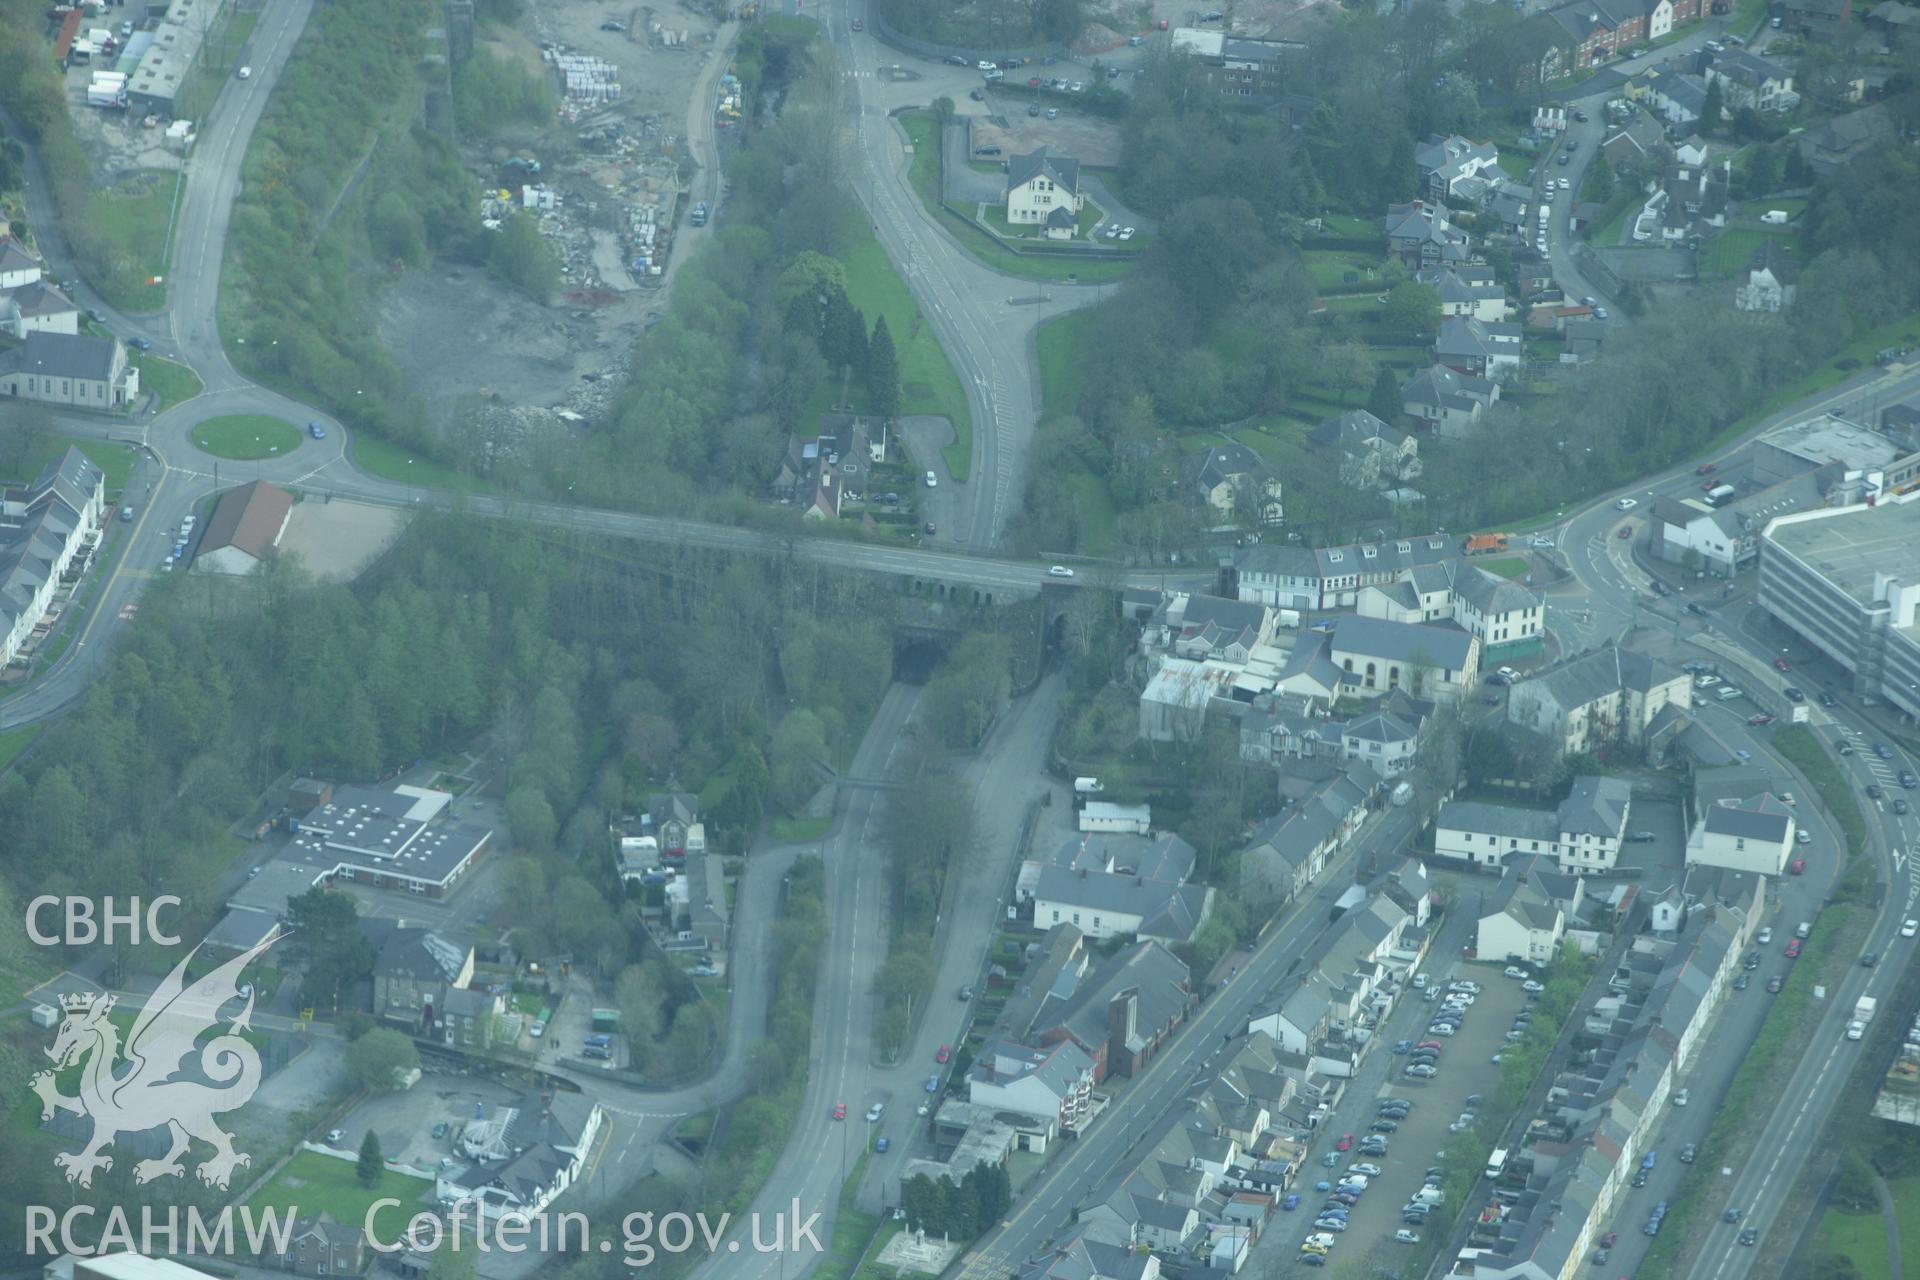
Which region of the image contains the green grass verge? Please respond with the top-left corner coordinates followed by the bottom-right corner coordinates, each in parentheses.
top-left (87, 173), bottom-right (185, 313)
top-left (246, 1150), bottom-right (433, 1232)
top-left (1771, 724), bottom-right (1867, 856)
top-left (1636, 907), bottom-right (1853, 1273)
top-left (0, 725), bottom-right (44, 773)
top-left (190, 414), bottom-right (303, 461)
top-left (838, 216), bottom-right (975, 480)
top-left (131, 355), bottom-right (204, 413)
top-left (813, 1152), bottom-right (878, 1280)
top-left (770, 815), bottom-right (832, 842)
top-left (897, 112), bottom-right (1135, 284)
top-left (348, 433), bottom-right (488, 492)
top-left (1305, 250), bottom-right (1388, 291)
top-left (1036, 309), bottom-right (1093, 415)
top-left (1477, 556), bottom-right (1533, 580)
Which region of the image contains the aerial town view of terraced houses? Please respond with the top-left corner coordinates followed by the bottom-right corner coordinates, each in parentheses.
top-left (5, 0), bottom-right (1920, 1277)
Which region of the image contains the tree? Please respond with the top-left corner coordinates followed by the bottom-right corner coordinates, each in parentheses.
top-left (929, 97), bottom-right (955, 129)
top-left (867, 314), bottom-right (901, 419)
top-left (488, 211), bottom-right (560, 301)
top-left (1701, 78), bottom-right (1724, 134)
top-left (1744, 145), bottom-right (1780, 198)
top-left (285, 888), bottom-right (374, 1010)
top-left (1586, 153), bottom-right (1616, 203)
top-left (1367, 366), bottom-right (1404, 424)
top-left (1382, 281), bottom-right (1441, 334)
top-left (1320, 338), bottom-right (1378, 406)
top-left (346, 1028), bottom-right (420, 1093)
top-left (357, 1130), bottom-right (384, 1187)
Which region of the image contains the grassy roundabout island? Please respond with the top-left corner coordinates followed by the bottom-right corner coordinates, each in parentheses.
top-left (189, 414), bottom-right (303, 461)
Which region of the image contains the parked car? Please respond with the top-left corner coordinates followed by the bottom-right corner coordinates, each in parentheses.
top-left (1503, 965), bottom-right (1529, 979)
top-left (1768, 975), bottom-right (1784, 992)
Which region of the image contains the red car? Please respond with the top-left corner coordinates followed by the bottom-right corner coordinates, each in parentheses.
top-left (1785, 938), bottom-right (1803, 958)
top-left (1336, 1133), bottom-right (1355, 1151)
top-left (936, 1044), bottom-right (952, 1064)
top-left (1601, 1232), bottom-right (1618, 1249)
top-left (1773, 656), bottom-right (1792, 671)
top-left (1748, 713), bottom-right (1776, 726)
top-left (1617, 526), bottom-right (1632, 539)
top-left (1028, 76), bottom-right (1043, 86)
top-left (1695, 463), bottom-right (1717, 475)
top-left (1417, 1040), bottom-right (1444, 1051)
top-left (833, 1102), bottom-right (847, 1120)
top-left (1790, 859), bottom-right (1806, 876)
top-left (1701, 480), bottom-right (1720, 490)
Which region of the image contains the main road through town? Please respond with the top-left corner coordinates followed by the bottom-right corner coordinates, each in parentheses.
top-left (1523, 360), bottom-right (1920, 1280)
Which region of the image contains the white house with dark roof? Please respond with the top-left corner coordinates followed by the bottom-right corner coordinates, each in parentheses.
top-left (1735, 240), bottom-right (1799, 313)
top-left (967, 1038), bottom-right (1097, 1133)
top-left (1241, 766), bottom-right (1371, 901)
top-left (0, 236), bottom-right (40, 290)
top-left (1687, 793), bottom-right (1795, 875)
top-left (1413, 265), bottom-right (1510, 322)
top-left (1401, 364), bottom-right (1499, 436)
top-left (0, 331), bottom-right (138, 407)
top-left (1704, 49), bottom-right (1795, 110)
top-left (441, 1089), bottom-right (603, 1224)
top-left (1357, 559), bottom-right (1545, 665)
top-left (1506, 643), bottom-right (1690, 755)
top-left (1437, 775), bottom-right (1632, 875)
top-left (1435, 315), bottom-right (1525, 379)
top-left (1306, 409), bottom-right (1422, 489)
top-left (1021, 831), bottom-right (1213, 944)
top-left (1326, 613), bottom-right (1479, 702)
top-left (1475, 855), bottom-right (1579, 963)
top-left (0, 236), bottom-right (78, 338)
top-left (1006, 149), bottom-right (1085, 233)
top-left (1228, 531), bottom-right (1461, 612)
top-left (1187, 442), bottom-right (1282, 525)
top-left (1141, 591), bottom-right (1278, 664)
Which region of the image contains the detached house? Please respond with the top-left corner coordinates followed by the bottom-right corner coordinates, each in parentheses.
top-left (1006, 150), bottom-right (1085, 237)
top-left (1384, 201), bottom-right (1471, 269)
top-left (967, 1038), bottom-right (1096, 1133)
top-left (1021, 831), bottom-right (1213, 944)
top-left (1476, 864), bottom-right (1570, 964)
top-left (371, 927), bottom-right (490, 1046)
top-left (1704, 49), bottom-right (1795, 109)
top-left (1437, 775), bottom-right (1633, 875)
top-left (1434, 316), bottom-right (1525, 379)
top-left (1799, 104), bottom-right (1892, 176)
top-left (1402, 364), bottom-right (1500, 436)
top-left (1506, 644), bottom-right (1690, 754)
top-left (1187, 441), bottom-right (1283, 525)
top-left (1307, 410), bottom-right (1422, 489)
top-left (1686, 793), bottom-right (1795, 876)
top-left (1415, 134), bottom-right (1502, 200)
top-left (443, 1091), bottom-right (604, 1225)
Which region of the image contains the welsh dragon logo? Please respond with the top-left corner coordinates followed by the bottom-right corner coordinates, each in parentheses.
top-left (31, 938), bottom-right (275, 1189)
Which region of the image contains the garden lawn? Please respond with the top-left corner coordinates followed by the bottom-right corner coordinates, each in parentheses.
top-left (1036, 310), bottom-right (1094, 415)
top-left (1305, 251), bottom-right (1388, 291)
top-left (770, 815), bottom-right (832, 841)
top-left (898, 112), bottom-right (1134, 283)
top-left (131, 355), bottom-right (203, 413)
top-left (87, 173), bottom-right (185, 313)
top-left (839, 216), bottom-right (975, 479)
top-left (246, 1151), bottom-right (433, 1233)
top-left (191, 415), bottom-right (303, 461)
top-left (1700, 228), bottom-right (1800, 279)
top-left (7, 438), bottom-right (138, 494)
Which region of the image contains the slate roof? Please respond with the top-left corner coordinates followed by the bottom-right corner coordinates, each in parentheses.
top-left (0, 237), bottom-right (39, 277)
top-left (1308, 409), bottom-right (1404, 455)
top-left (1704, 794), bottom-right (1792, 842)
top-left (1438, 799), bottom-right (1561, 844)
top-left (1046, 205), bottom-right (1076, 229)
top-left (1748, 239), bottom-right (1799, 283)
top-left (5, 280), bottom-right (77, 318)
top-left (1517, 643), bottom-right (1683, 712)
top-left (1402, 364), bottom-right (1497, 412)
top-left (1412, 265), bottom-right (1507, 307)
top-left (1049, 939), bottom-right (1191, 1055)
top-left (1435, 315), bottom-right (1525, 362)
top-left (0, 331), bottom-right (118, 382)
top-left (1709, 49), bottom-right (1790, 87)
top-left (375, 927), bottom-right (469, 982)
top-left (1452, 560), bottom-right (1540, 616)
top-left (1330, 613), bottom-right (1477, 671)
top-left (1192, 441), bottom-right (1268, 491)
top-left (1008, 148), bottom-right (1081, 195)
